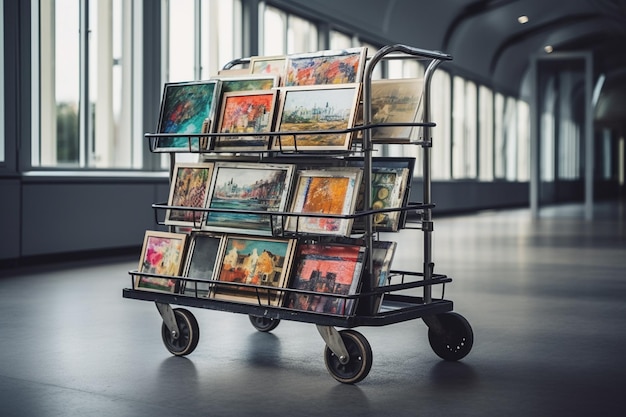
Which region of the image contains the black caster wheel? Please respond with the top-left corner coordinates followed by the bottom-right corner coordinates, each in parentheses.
top-left (161, 308), bottom-right (200, 356)
top-left (324, 329), bottom-right (373, 384)
top-left (427, 312), bottom-right (473, 361)
top-left (248, 315), bottom-right (281, 332)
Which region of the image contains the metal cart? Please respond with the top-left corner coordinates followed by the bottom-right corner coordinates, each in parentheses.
top-left (123, 44), bottom-right (473, 384)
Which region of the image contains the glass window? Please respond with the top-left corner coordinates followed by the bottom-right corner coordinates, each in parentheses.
top-left (431, 70), bottom-right (451, 180)
top-left (330, 30), bottom-right (353, 50)
top-left (504, 96), bottom-right (517, 181)
top-left (478, 86), bottom-right (493, 181)
top-left (33, 0), bottom-right (139, 169)
top-left (517, 100), bottom-right (530, 181)
top-left (261, 6), bottom-right (286, 55)
top-left (286, 14), bottom-right (317, 54)
top-left (452, 76), bottom-right (477, 179)
top-left (494, 93), bottom-right (505, 179)
top-left (0, 0), bottom-right (4, 164)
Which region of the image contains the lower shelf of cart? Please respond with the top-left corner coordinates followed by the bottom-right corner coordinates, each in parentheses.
top-left (122, 288), bottom-right (453, 328)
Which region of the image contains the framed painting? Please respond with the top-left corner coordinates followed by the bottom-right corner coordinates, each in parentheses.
top-left (272, 83), bottom-right (362, 152)
top-left (370, 240), bottom-right (398, 313)
top-left (368, 78), bottom-right (424, 142)
top-left (216, 74), bottom-right (279, 93)
top-left (285, 168), bottom-right (362, 237)
top-left (212, 235), bottom-right (296, 305)
top-left (135, 231), bottom-right (188, 293)
top-left (286, 243), bottom-right (366, 316)
top-left (203, 162), bottom-right (296, 235)
top-left (181, 232), bottom-right (224, 297)
top-left (155, 80), bottom-right (221, 152)
top-left (164, 162), bottom-right (214, 227)
top-left (213, 90), bottom-right (278, 151)
top-left (249, 55), bottom-right (286, 79)
top-left (348, 157), bottom-right (415, 230)
top-left (284, 47), bottom-right (367, 86)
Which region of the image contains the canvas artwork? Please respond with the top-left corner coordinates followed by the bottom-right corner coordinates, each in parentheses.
top-left (366, 78), bottom-right (424, 141)
top-left (286, 243), bottom-right (366, 315)
top-left (286, 168), bottom-right (362, 236)
top-left (351, 166), bottom-right (410, 232)
top-left (136, 231), bottom-right (188, 293)
top-left (155, 80), bottom-right (221, 152)
top-left (249, 55), bottom-right (286, 78)
top-left (212, 235), bottom-right (296, 305)
top-left (165, 162), bottom-right (214, 227)
top-left (203, 162), bottom-right (295, 235)
top-left (216, 74), bottom-right (279, 94)
top-left (349, 157), bottom-right (415, 229)
top-left (370, 240), bottom-right (398, 313)
top-left (214, 90), bottom-right (278, 151)
top-left (272, 84), bottom-right (362, 151)
top-left (284, 47), bottom-right (367, 86)
top-left (181, 233), bottom-right (224, 297)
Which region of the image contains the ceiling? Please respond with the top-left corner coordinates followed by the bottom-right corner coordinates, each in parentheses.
top-left (287, 0), bottom-right (626, 126)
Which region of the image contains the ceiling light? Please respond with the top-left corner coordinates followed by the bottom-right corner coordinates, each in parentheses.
top-left (517, 15), bottom-right (529, 24)
top-left (544, 45), bottom-right (554, 53)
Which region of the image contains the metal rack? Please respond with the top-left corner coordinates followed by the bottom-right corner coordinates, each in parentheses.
top-left (122, 44), bottom-right (473, 384)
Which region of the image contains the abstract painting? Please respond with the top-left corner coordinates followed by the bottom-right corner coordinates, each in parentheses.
top-left (181, 233), bottom-right (224, 297)
top-left (284, 47), bottom-right (367, 86)
top-left (136, 231), bottom-right (188, 293)
top-left (155, 80), bottom-right (221, 152)
top-left (165, 162), bottom-right (214, 227)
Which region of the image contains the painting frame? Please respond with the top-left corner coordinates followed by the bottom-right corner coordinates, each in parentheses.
top-left (285, 167), bottom-right (362, 237)
top-left (368, 78), bottom-right (424, 142)
top-left (203, 162), bottom-right (296, 235)
top-left (164, 162), bottom-right (215, 227)
top-left (286, 242), bottom-right (366, 316)
top-left (154, 79), bottom-right (222, 152)
top-left (212, 235), bottom-right (297, 305)
top-left (181, 232), bottom-right (225, 297)
top-left (284, 47), bottom-right (367, 86)
top-left (213, 89), bottom-right (279, 152)
top-left (249, 55), bottom-right (286, 79)
top-left (135, 230), bottom-right (188, 293)
top-left (272, 83), bottom-right (362, 152)
top-left (214, 73), bottom-right (280, 94)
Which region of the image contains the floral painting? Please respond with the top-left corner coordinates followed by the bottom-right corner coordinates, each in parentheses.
top-left (136, 231), bottom-right (188, 293)
top-left (212, 236), bottom-right (296, 305)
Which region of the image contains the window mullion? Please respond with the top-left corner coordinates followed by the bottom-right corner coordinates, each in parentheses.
top-left (79, 0), bottom-right (90, 167)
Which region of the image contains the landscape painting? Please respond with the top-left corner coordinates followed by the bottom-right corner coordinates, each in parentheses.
top-left (212, 235), bottom-right (296, 305)
top-left (369, 78), bottom-right (424, 141)
top-left (203, 162), bottom-right (295, 235)
top-left (273, 84), bottom-right (361, 151)
top-left (155, 80), bottom-right (220, 152)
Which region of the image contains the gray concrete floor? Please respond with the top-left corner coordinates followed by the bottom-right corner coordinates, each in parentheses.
top-left (1, 203), bottom-right (626, 417)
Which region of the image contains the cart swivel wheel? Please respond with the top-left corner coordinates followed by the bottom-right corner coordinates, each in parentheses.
top-left (324, 329), bottom-right (373, 384)
top-left (427, 312), bottom-right (473, 361)
top-left (161, 308), bottom-right (200, 356)
top-left (248, 315), bottom-right (281, 332)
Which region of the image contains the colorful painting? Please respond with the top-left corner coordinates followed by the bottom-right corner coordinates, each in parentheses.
top-left (165, 162), bottom-right (214, 227)
top-left (181, 233), bottom-right (224, 297)
top-left (155, 80), bottom-right (221, 152)
top-left (284, 47), bottom-right (367, 86)
top-left (218, 75), bottom-right (279, 93)
top-left (249, 55), bottom-right (286, 78)
top-left (136, 231), bottom-right (188, 293)
top-left (286, 168), bottom-right (362, 236)
top-left (273, 84), bottom-right (361, 151)
top-left (369, 78), bottom-right (424, 141)
top-left (214, 90), bottom-right (278, 151)
top-left (213, 236), bottom-right (296, 305)
top-left (286, 243), bottom-right (366, 315)
top-left (204, 162), bottom-right (295, 235)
